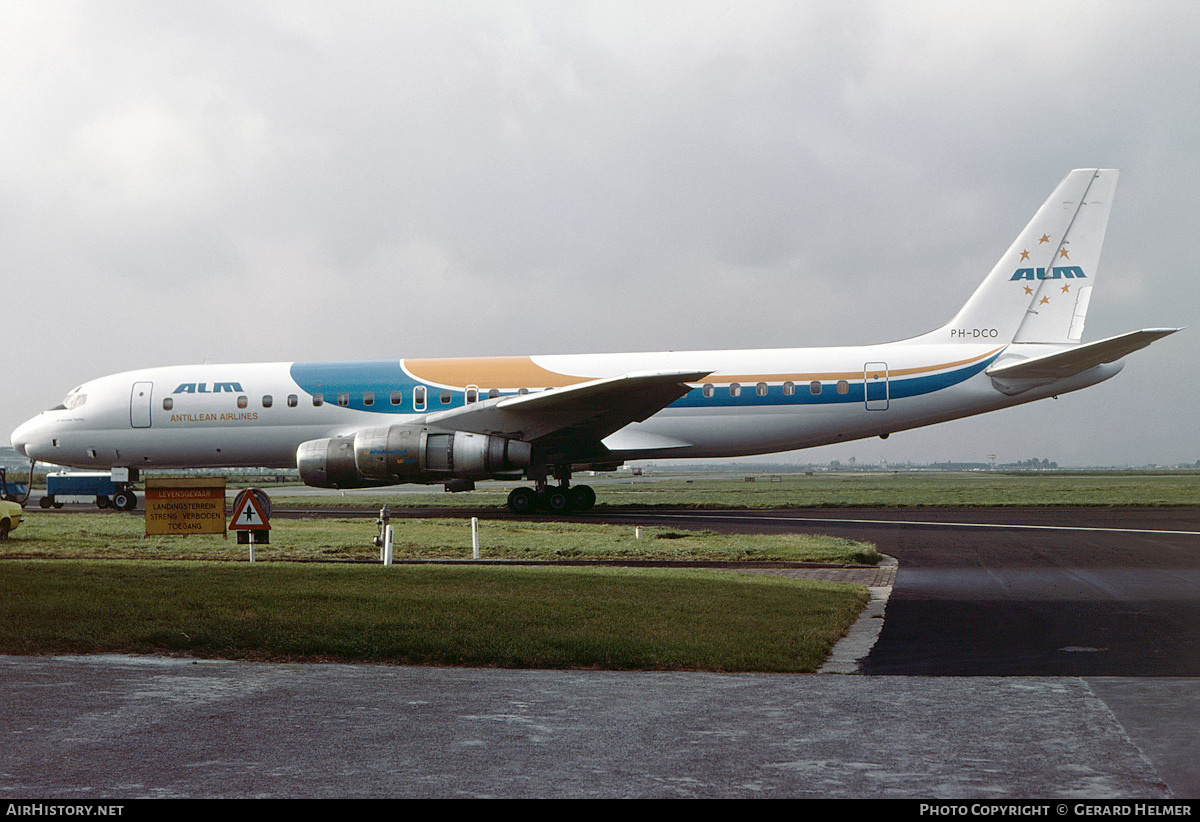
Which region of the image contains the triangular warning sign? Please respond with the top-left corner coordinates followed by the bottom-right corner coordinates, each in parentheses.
top-left (230, 491), bottom-right (271, 530)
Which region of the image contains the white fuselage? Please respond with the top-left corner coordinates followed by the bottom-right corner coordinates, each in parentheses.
top-left (9, 340), bottom-right (1120, 475)
top-left (10, 169), bottom-right (1167, 496)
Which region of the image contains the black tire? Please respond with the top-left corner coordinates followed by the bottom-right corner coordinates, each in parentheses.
top-left (568, 484), bottom-right (596, 512)
top-left (0, 521), bottom-right (9, 540)
top-left (507, 487), bottom-right (538, 515)
top-left (113, 490), bottom-right (135, 511)
top-left (39, 496), bottom-right (52, 509)
top-left (544, 488), bottom-right (570, 513)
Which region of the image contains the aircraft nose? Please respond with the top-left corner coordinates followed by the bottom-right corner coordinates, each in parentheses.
top-left (10, 417), bottom-right (41, 459)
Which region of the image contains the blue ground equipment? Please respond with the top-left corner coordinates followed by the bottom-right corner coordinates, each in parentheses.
top-left (40, 469), bottom-right (139, 511)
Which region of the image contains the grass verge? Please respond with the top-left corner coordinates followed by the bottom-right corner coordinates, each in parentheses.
top-left (0, 560), bottom-right (868, 672)
top-left (1, 513), bottom-right (883, 565)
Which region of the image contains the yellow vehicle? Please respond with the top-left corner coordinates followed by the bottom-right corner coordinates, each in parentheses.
top-left (0, 467), bottom-right (26, 539)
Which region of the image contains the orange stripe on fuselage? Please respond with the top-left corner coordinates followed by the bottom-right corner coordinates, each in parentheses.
top-left (402, 357), bottom-right (587, 389)
top-left (401, 348), bottom-right (1003, 389)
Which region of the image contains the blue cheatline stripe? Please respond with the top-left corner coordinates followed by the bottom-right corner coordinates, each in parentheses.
top-left (290, 361), bottom-right (414, 413)
top-left (671, 354), bottom-right (1000, 409)
top-left (290, 353), bottom-right (1000, 415)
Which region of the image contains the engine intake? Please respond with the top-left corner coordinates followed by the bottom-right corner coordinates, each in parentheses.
top-left (296, 424), bottom-right (532, 489)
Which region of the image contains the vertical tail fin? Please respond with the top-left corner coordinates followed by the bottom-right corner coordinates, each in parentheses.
top-left (924, 169), bottom-right (1118, 345)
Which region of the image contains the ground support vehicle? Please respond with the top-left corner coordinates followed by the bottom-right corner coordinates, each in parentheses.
top-left (39, 469), bottom-right (139, 511)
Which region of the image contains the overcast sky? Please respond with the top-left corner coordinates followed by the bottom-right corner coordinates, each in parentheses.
top-left (2, 1), bottom-right (1196, 467)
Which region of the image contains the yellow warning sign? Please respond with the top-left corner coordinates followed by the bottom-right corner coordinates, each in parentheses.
top-left (144, 478), bottom-right (227, 536)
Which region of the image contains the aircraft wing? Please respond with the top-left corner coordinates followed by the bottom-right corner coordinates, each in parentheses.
top-left (421, 370), bottom-right (710, 455)
top-left (987, 328), bottom-right (1181, 380)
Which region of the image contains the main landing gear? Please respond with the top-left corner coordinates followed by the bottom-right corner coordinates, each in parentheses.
top-left (506, 482), bottom-right (596, 514)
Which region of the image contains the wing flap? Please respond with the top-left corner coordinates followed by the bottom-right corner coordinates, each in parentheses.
top-left (601, 427), bottom-right (694, 452)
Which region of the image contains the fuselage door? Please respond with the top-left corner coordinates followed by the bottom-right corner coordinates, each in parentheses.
top-left (131, 381), bottom-right (153, 428)
top-left (864, 363), bottom-right (889, 411)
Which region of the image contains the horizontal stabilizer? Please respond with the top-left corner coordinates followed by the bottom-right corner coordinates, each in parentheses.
top-left (987, 328), bottom-right (1181, 381)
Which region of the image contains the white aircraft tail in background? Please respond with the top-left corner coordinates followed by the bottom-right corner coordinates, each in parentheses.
top-left (11, 169), bottom-right (1180, 513)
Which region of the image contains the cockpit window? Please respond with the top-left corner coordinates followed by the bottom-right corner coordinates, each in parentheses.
top-left (54, 391), bottom-right (87, 411)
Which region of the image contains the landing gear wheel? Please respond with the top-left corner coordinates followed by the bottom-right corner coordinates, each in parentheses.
top-left (39, 496), bottom-right (52, 509)
top-left (568, 484), bottom-right (596, 512)
top-left (507, 487), bottom-right (538, 515)
top-left (113, 490), bottom-right (137, 511)
top-left (543, 487), bottom-right (570, 514)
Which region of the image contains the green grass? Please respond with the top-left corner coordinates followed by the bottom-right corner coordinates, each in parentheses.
top-left (0, 513), bottom-right (882, 565)
top-left (0, 560), bottom-right (868, 672)
top-left (0, 513), bottom-right (877, 670)
top-left (278, 471), bottom-right (1200, 509)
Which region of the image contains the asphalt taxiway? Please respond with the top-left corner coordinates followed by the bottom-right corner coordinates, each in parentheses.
top-left (2, 505), bottom-right (1198, 799)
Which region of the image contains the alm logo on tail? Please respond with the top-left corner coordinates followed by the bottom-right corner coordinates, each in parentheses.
top-left (1010, 266), bottom-right (1086, 281)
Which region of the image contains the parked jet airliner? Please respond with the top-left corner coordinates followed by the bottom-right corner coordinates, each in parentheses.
top-left (11, 169), bottom-right (1179, 513)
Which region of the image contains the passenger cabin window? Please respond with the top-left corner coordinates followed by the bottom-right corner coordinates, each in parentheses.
top-left (702, 384), bottom-right (714, 398)
top-left (488, 388), bottom-right (499, 400)
top-left (466, 386), bottom-right (478, 404)
top-left (836, 380), bottom-right (850, 395)
top-left (440, 389), bottom-right (452, 404)
top-left (390, 391), bottom-right (403, 405)
top-left (262, 395), bottom-right (273, 408)
top-left (337, 393), bottom-right (349, 407)
top-left (162, 398), bottom-right (173, 411)
top-left (810, 381), bottom-right (822, 395)
top-left (313, 393), bottom-right (324, 406)
top-left (518, 388), bottom-right (529, 395)
top-left (237, 395), bottom-right (248, 409)
top-left (756, 382), bottom-right (768, 397)
top-left (783, 382), bottom-right (795, 396)
top-left (288, 395), bottom-right (298, 407)
top-left (414, 386), bottom-right (426, 410)
top-left (729, 383), bottom-right (741, 397)
top-left (363, 392), bottom-right (374, 406)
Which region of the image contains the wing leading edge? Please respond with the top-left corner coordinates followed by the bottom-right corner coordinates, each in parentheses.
top-left (422, 369), bottom-right (711, 449)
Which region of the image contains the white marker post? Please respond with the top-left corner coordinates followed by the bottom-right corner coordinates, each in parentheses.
top-left (383, 525), bottom-right (394, 566)
top-left (471, 517), bottom-right (479, 559)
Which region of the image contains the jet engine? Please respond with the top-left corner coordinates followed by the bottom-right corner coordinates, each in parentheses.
top-left (296, 424), bottom-right (532, 489)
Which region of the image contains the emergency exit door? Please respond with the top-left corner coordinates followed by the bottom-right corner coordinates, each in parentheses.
top-left (130, 381), bottom-right (154, 428)
top-left (864, 363), bottom-right (889, 411)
